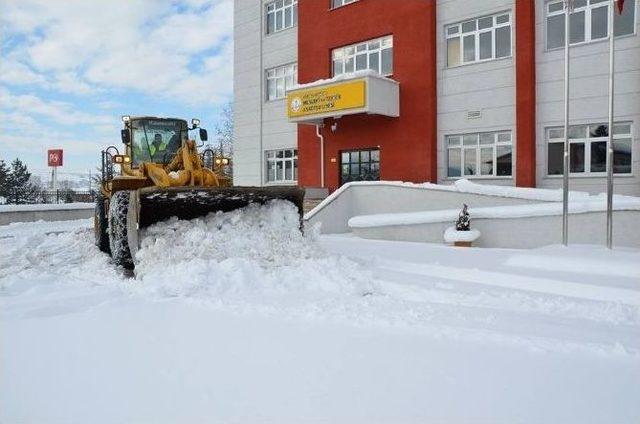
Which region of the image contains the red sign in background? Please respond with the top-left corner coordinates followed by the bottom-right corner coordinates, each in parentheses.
top-left (48, 149), bottom-right (63, 167)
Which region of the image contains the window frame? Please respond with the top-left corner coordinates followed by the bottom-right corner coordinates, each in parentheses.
top-left (545, 122), bottom-right (633, 177)
top-left (445, 11), bottom-right (513, 68)
top-left (266, 0), bottom-right (298, 35)
top-left (265, 148), bottom-right (298, 184)
top-left (545, 0), bottom-right (637, 51)
top-left (331, 0), bottom-right (358, 9)
top-left (265, 63), bottom-right (298, 102)
top-left (331, 35), bottom-right (394, 77)
top-left (339, 148), bottom-right (381, 185)
top-left (446, 131), bottom-right (514, 179)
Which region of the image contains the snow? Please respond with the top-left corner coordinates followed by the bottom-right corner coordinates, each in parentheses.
top-left (289, 69), bottom-right (396, 91)
top-left (304, 179), bottom-right (597, 220)
top-left (349, 196), bottom-right (640, 228)
top-left (0, 202), bottom-right (94, 212)
top-left (2, 204), bottom-right (640, 422)
top-left (453, 178), bottom-right (591, 201)
top-left (444, 226), bottom-right (481, 243)
top-left (134, 201), bottom-right (372, 302)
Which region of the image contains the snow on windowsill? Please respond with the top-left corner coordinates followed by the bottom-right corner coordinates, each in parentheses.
top-left (0, 203), bottom-right (95, 212)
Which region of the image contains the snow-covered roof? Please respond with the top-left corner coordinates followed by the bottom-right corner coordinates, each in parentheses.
top-left (289, 69), bottom-right (397, 91)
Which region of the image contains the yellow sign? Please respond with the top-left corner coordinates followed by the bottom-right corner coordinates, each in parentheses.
top-left (287, 79), bottom-right (366, 119)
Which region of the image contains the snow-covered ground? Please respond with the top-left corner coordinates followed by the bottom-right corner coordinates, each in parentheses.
top-left (1, 202), bottom-right (639, 423)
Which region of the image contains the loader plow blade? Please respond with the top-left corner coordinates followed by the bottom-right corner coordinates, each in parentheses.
top-left (136, 186), bottom-right (305, 229)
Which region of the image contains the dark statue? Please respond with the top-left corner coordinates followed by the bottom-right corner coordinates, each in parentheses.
top-left (455, 203), bottom-right (470, 231)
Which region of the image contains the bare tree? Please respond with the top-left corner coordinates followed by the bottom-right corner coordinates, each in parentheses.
top-left (205, 102), bottom-right (234, 179)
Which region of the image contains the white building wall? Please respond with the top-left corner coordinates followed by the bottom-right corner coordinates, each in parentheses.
top-left (235, 0), bottom-right (639, 195)
top-left (436, 0), bottom-right (517, 187)
top-left (535, 0), bottom-right (640, 196)
top-left (233, 0), bottom-right (298, 186)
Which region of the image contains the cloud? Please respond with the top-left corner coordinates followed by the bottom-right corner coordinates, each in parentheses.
top-left (0, 89), bottom-right (114, 126)
top-left (0, 0), bottom-right (233, 173)
top-left (0, 55), bottom-right (47, 85)
top-left (0, 0), bottom-right (233, 105)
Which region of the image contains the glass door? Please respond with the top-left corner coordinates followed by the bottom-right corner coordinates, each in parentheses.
top-left (340, 148), bottom-right (380, 185)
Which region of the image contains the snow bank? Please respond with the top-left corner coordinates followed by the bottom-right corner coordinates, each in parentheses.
top-left (304, 179), bottom-right (594, 220)
top-left (349, 197), bottom-right (640, 228)
top-left (134, 200), bottom-right (375, 302)
top-left (453, 179), bottom-right (590, 202)
top-left (0, 202), bottom-right (94, 212)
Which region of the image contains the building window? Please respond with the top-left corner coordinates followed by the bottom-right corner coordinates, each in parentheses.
top-left (332, 36), bottom-right (393, 77)
top-left (446, 12), bottom-right (511, 67)
top-left (547, 123), bottom-right (632, 175)
top-left (332, 0), bottom-right (358, 8)
top-left (266, 63), bottom-right (297, 101)
top-left (447, 131), bottom-right (513, 178)
top-left (340, 149), bottom-right (380, 185)
top-left (546, 0), bottom-right (635, 50)
top-left (266, 149), bottom-right (298, 183)
top-left (266, 0), bottom-right (298, 34)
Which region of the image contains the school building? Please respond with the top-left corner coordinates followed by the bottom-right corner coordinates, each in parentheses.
top-left (233, 0), bottom-right (639, 196)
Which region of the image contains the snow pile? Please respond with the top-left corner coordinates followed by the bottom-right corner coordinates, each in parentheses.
top-left (134, 201), bottom-right (375, 306)
top-left (444, 227), bottom-right (481, 243)
top-left (0, 219), bottom-right (116, 297)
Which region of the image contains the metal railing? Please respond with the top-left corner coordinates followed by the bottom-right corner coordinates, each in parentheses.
top-left (36, 190), bottom-right (97, 204)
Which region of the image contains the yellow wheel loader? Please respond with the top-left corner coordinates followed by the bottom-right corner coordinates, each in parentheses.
top-left (95, 116), bottom-right (304, 269)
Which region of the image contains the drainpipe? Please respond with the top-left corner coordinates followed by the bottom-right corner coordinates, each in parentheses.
top-left (258, 2), bottom-right (264, 185)
top-left (315, 124), bottom-right (325, 188)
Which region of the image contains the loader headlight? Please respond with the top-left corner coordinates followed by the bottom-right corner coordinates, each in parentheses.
top-left (122, 115), bottom-right (130, 123)
top-left (113, 154), bottom-right (131, 164)
top-left (191, 118), bottom-right (200, 128)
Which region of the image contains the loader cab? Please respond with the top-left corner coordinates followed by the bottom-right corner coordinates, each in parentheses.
top-left (123, 117), bottom-right (189, 167)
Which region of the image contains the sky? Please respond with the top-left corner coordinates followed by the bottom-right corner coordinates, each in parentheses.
top-left (0, 0), bottom-right (233, 179)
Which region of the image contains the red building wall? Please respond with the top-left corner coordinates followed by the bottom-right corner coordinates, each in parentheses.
top-left (515, 0), bottom-right (537, 187)
top-left (297, 0), bottom-right (437, 192)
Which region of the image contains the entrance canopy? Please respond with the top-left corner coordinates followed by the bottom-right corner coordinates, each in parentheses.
top-left (286, 70), bottom-right (399, 125)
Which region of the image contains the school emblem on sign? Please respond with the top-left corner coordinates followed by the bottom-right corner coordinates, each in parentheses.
top-left (290, 96), bottom-right (302, 113)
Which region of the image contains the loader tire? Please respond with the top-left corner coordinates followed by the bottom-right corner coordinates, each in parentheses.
top-left (108, 190), bottom-right (134, 270)
top-left (94, 193), bottom-right (110, 254)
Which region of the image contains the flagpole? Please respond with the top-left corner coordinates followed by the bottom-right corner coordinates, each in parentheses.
top-left (562, 0), bottom-right (571, 246)
top-left (606, 0), bottom-right (616, 249)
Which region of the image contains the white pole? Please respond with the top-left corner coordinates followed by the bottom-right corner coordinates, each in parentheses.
top-left (562, 0), bottom-right (572, 246)
top-left (315, 124), bottom-right (325, 188)
top-left (606, 0), bottom-right (616, 249)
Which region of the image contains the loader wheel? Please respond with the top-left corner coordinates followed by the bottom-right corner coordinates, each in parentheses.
top-left (94, 193), bottom-right (110, 254)
top-left (108, 190), bottom-right (134, 270)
